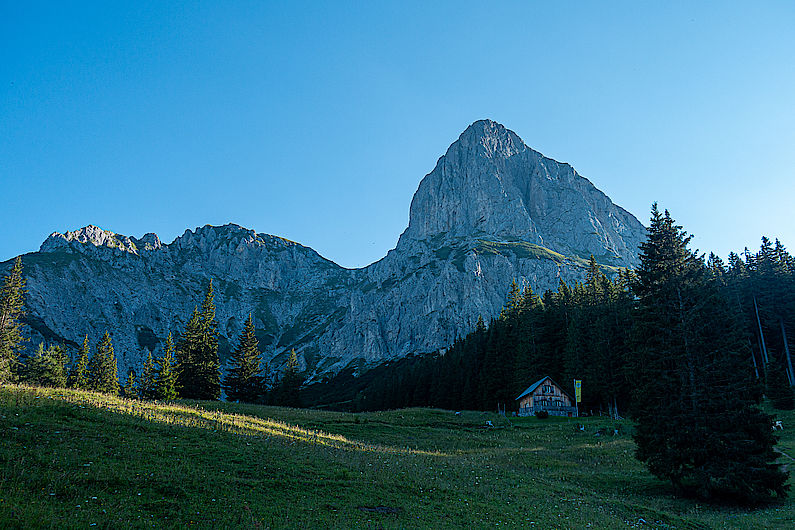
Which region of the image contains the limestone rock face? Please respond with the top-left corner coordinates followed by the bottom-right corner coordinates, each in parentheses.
top-left (400, 120), bottom-right (643, 264)
top-left (7, 120), bottom-right (646, 381)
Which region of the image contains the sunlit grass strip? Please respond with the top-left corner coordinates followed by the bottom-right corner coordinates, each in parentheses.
top-left (2, 385), bottom-right (451, 457)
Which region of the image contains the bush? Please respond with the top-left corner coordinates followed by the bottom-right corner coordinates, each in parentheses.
top-left (535, 410), bottom-right (549, 419)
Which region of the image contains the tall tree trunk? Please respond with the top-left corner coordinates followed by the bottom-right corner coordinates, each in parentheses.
top-left (781, 318), bottom-right (794, 387)
top-left (754, 295), bottom-right (769, 365)
top-left (749, 340), bottom-right (761, 379)
top-left (735, 292), bottom-right (760, 379)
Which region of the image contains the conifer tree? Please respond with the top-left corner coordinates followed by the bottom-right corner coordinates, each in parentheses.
top-left (122, 370), bottom-right (138, 398)
top-left (511, 285), bottom-right (542, 394)
top-left (501, 279), bottom-right (522, 318)
top-left (0, 257), bottom-right (26, 382)
top-left (177, 307), bottom-right (201, 395)
top-left (273, 349), bottom-right (303, 407)
top-left (88, 332), bottom-right (120, 394)
top-left (631, 204), bottom-right (787, 502)
top-left (177, 281), bottom-right (221, 400)
top-left (224, 313), bottom-right (264, 403)
top-left (139, 350), bottom-right (157, 399)
top-left (22, 343), bottom-right (68, 388)
top-left (69, 334), bottom-right (90, 389)
top-left (155, 332), bottom-right (179, 400)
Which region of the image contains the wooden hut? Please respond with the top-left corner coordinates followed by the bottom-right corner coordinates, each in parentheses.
top-left (515, 376), bottom-right (576, 417)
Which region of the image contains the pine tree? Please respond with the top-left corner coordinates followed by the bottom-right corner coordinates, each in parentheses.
top-left (0, 257), bottom-right (26, 382)
top-left (69, 334), bottom-right (90, 389)
top-left (511, 284), bottom-right (542, 396)
top-left (177, 281), bottom-right (221, 400)
top-left (88, 332), bottom-right (120, 395)
top-left (177, 307), bottom-right (201, 395)
top-left (138, 350), bottom-right (157, 399)
top-left (631, 204), bottom-right (788, 502)
top-left (22, 343), bottom-right (68, 388)
top-left (224, 314), bottom-right (264, 403)
top-left (155, 333), bottom-right (179, 400)
top-left (501, 279), bottom-right (522, 318)
top-left (122, 370), bottom-right (138, 398)
top-left (273, 349), bottom-right (303, 407)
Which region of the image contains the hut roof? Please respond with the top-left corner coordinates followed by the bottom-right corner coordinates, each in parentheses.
top-left (515, 376), bottom-right (573, 401)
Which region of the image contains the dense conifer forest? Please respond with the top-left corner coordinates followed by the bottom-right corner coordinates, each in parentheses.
top-left (305, 212), bottom-right (795, 419)
top-left (305, 206), bottom-right (794, 501)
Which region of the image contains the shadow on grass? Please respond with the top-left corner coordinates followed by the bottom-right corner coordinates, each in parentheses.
top-left (1, 385), bottom-right (454, 457)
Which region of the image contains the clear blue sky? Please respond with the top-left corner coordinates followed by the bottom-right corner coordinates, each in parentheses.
top-left (2, 1), bottom-right (793, 268)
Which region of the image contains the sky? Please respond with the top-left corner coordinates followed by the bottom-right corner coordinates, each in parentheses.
top-left (2, 1), bottom-right (794, 268)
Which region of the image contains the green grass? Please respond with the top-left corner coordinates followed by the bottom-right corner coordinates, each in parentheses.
top-left (474, 239), bottom-right (569, 263)
top-left (473, 240), bottom-right (622, 273)
top-left (1, 385), bottom-right (794, 528)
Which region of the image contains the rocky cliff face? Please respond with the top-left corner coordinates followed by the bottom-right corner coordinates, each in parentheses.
top-left (7, 120), bottom-right (646, 381)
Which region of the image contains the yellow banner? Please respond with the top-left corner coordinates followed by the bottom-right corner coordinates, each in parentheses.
top-left (574, 379), bottom-right (582, 403)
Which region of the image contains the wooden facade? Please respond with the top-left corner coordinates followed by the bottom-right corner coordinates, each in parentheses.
top-left (515, 376), bottom-right (576, 417)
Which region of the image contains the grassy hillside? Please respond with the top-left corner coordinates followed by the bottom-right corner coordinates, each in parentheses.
top-left (1, 385), bottom-right (793, 528)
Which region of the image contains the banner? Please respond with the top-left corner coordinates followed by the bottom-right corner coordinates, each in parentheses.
top-left (574, 379), bottom-right (582, 403)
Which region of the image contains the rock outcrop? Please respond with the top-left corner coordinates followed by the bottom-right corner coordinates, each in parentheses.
top-left (6, 120), bottom-right (646, 381)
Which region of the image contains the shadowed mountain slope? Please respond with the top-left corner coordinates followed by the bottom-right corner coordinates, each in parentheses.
top-left (6, 120), bottom-right (645, 380)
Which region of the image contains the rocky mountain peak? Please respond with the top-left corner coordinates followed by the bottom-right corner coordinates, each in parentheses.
top-left (171, 224), bottom-right (303, 253)
top-left (40, 225), bottom-right (143, 255)
top-left (132, 233), bottom-right (162, 251)
top-left (399, 119), bottom-right (644, 265)
top-left (457, 119), bottom-right (526, 159)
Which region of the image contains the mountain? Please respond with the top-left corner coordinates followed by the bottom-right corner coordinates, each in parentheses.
top-left (4, 120), bottom-right (645, 381)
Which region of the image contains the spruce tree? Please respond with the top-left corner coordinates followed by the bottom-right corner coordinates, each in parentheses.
top-left (155, 332), bottom-right (179, 400)
top-left (177, 281), bottom-right (221, 400)
top-left (88, 332), bottom-right (120, 395)
top-left (631, 204), bottom-right (788, 502)
top-left (139, 350), bottom-right (157, 399)
top-left (177, 308), bottom-right (201, 395)
top-left (224, 313), bottom-right (264, 403)
top-left (22, 343), bottom-right (68, 388)
top-left (273, 349), bottom-right (303, 407)
top-left (69, 334), bottom-right (90, 389)
top-left (0, 257), bottom-right (26, 382)
top-left (122, 370), bottom-right (138, 398)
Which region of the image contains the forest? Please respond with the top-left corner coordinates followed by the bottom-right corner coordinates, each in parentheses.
top-left (305, 217), bottom-right (795, 418)
top-left (305, 205), bottom-right (795, 500)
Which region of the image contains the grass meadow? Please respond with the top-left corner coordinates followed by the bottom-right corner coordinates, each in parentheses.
top-left (1, 384), bottom-right (793, 528)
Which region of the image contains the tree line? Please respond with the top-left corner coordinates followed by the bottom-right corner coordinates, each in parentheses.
top-left (306, 205), bottom-right (792, 502)
top-left (310, 217), bottom-right (794, 419)
top-left (0, 264), bottom-right (302, 407)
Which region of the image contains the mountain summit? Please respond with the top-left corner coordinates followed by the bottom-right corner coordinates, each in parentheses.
top-left (400, 119), bottom-right (643, 265)
top-left (7, 120), bottom-right (646, 380)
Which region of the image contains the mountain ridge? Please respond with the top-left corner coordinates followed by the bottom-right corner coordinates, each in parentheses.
top-left (6, 119), bottom-right (646, 381)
